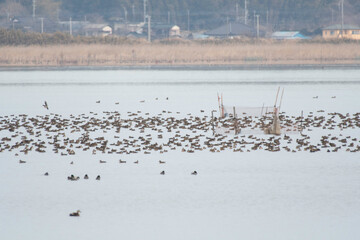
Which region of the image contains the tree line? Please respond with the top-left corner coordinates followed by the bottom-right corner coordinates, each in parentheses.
top-left (0, 0), bottom-right (359, 31)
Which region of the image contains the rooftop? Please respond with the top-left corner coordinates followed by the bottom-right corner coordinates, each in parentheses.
top-left (323, 24), bottom-right (360, 30)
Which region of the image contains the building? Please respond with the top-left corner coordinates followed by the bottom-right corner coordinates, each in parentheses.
top-left (271, 31), bottom-right (310, 40)
top-left (205, 22), bottom-right (264, 38)
top-left (142, 22), bottom-right (177, 39)
top-left (83, 24), bottom-right (112, 36)
top-left (322, 24), bottom-right (360, 40)
top-left (169, 25), bottom-right (180, 37)
top-left (113, 22), bottom-right (145, 35)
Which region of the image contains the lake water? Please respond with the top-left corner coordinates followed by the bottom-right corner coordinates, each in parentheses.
top-left (0, 68), bottom-right (360, 240)
top-left (0, 68), bottom-right (359, 115)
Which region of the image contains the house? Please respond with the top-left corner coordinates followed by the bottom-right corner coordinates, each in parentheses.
top-left (322, 24), bottom-right (360, 40)
top-left (188, 32), bottom-right (209, 40)
top-left (205, 22), bottom-right (264, 38)
top-left (83, 24), bottom-right (112, 36)
top-left (142, 22), bottom-right (177, 39)
top-left (113, 22), bottom-right (145, 35)
top-left (271, 31), bottom-right (310, 40)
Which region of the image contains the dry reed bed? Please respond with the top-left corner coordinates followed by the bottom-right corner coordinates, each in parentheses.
top-left (0, 42), bottom-right (360, 66)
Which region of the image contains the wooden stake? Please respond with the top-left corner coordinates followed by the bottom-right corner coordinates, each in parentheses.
top-left (211, 110), bottom-right (215, 136)
top-left (217, 93), bottom-right (221, 115)
top-left (233, 106), bottom-right (239, 134)
top-left (221, 93), bottom-right (224, 118)
top-left (260, 103), bottom-right (265, 116)
top-left (279, 88), bottom-right (284, 112)
top-left (274, 86), bottom-right (280, 108)
top-left (300, 110), bottom-right (303, 132)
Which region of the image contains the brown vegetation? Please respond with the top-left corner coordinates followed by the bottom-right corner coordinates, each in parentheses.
top-left (1, 41), bottom-right (360, 66)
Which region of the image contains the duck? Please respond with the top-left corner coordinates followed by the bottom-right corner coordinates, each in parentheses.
top-left (134, 160), bottom-right (139, 164)
top-left (99, 160), bottom-right (106, 163)
top-left (19, 160), bottom-right (26, 164)
top-left (96, 175), bottom-right (101, 180)
top-left (84, 174), bottom-right (89, 179)
top-left (159, 160), bottom-right (166, 164)
top-left (69, 210), bottom-right (81, 217)
top-left (160, 170), bottom-right (165, 175)
top-left (44, 172), bottom-right (49, 176)
top-left (191, 171), bottom-right (198, 175)
top-left (119, 159), bottom-right (126, 163)
top-left (68, 175), bottom-right (80, 181)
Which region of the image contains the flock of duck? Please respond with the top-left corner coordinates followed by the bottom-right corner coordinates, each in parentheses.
top-left (0, 109), bottom-right (359, 159)
top-left (2, 103), bottom-right (359, 217)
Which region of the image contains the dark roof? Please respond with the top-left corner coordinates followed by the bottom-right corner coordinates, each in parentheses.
top-left (323, 24), bottom-right (360, 30)
top-left (205, 22), bottom-right (260, 37)
top-left (143, 22), bottom-right (173, 31)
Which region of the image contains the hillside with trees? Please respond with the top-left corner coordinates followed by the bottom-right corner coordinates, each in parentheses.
top-left (0, 0), bottom-right (360, 33)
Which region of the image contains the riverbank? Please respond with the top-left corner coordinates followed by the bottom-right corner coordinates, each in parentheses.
top-left (1, 42), bottom-right (360, 67)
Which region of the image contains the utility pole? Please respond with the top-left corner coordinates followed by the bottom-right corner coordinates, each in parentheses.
top-left (187, 9), bottom-right (190, 31)
top-left (69, 17), bottom-right (72, 36)
top-left (244, 0), bottom-right (248, 25)
top-left (256, 14), bottom-right (259, 38)
top-left (132, 4), bottom-right (135, 22)
top-left (236, 3), bottom-right (239, 22)
top-left (266, 9), bottom-right (269, 25)
top-left (40, 17), bottom-right (44, 33)
top-left (147, 15), bottom-right (151, 42)
top-left (341, 0), bottom-right (344, 37)
top-left (253, 10), bottom-right (256, 28)
top-left (32, 0), bottom-right (36, 20)
top-left (123, 7), bottom-right (128, 24)
top-left (143, 0), bottom-right (147, 23)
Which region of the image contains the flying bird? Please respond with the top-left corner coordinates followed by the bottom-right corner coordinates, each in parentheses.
top-left (43, 101), bottom-right (49, 110)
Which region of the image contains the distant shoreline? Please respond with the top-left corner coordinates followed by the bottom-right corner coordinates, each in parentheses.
top-left (1, 64), bottom-right (360, 72)
top-left (1, 43), bottom-right (360, 69)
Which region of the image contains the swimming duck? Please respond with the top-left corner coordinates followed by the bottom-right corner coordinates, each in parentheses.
top-left (191, 171), bottom-right (198, 175)
top-left (44, 172), bottom-right (49, 176)
top-left (160, 170), bottom-right (165, 175)
top-left (96, 175), bottom-right (101, 180)
top-left (68, 175), bottom-right (80, 181)
top-left (69, 210), bottom-right (81, 217)
top-left (19, 160), bottom-right (26, 164)
top-left (159, 160), bottom-right (166, 164)
top-left (84, 174), bottom-right (89, 179)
